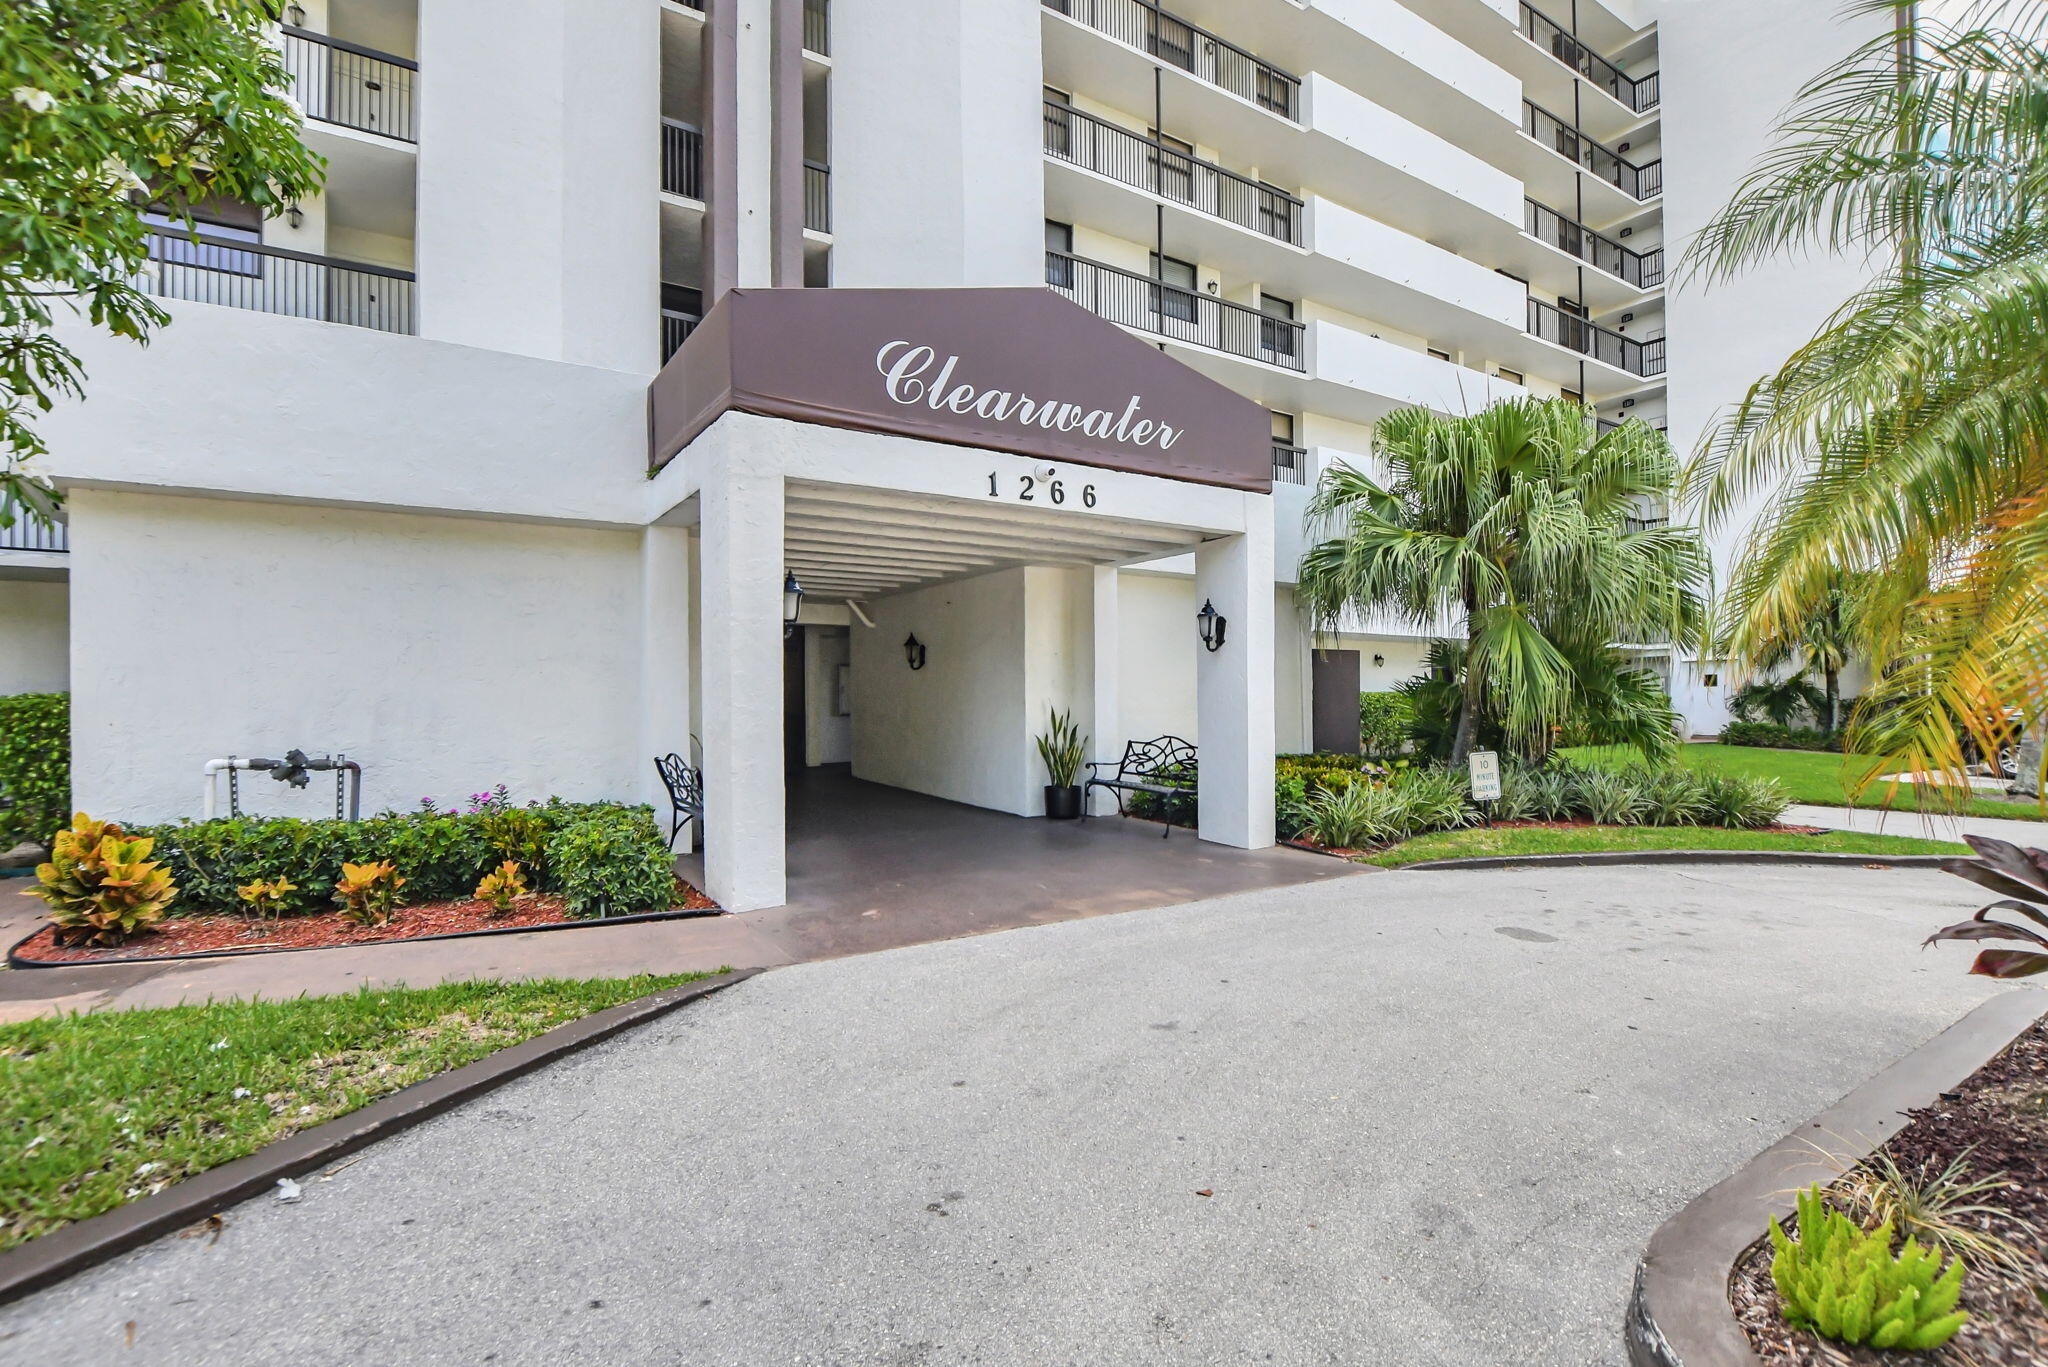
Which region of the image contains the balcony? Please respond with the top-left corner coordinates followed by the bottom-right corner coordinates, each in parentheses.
top-left (0, 519), bottom-right (66, 554)
top-left (1523, 102), bottom-right (1661, 201)
top-left (1527, 298), bottom-right (1664, 378)
top-left (1043, 102), bottom-right (1303, 245)
top-left (1042, 0), bottom-right (1301, 121)
top-left (1525, 200), bottom-right (1663, 290)
top-left (1517, 4), bottom-right (1658, 113)
top-left (140, 230), bottom-right (416, 335)
top-left (1272, 442), bottom-right (1308, 485)
top-left (662, 119), bottom-right (704, 200)
top-left (663, 309), bottom-right (699, 362)
top-left (805, 161), bottom-right (830, 233)
top-left (805, 0), bottom-right (828, 55)
top-left (1046, 250), bottom-right (1306, 371)
top-left (280, 27), bottom-right (418, 143)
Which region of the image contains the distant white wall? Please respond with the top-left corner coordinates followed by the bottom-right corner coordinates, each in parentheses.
top-left (831, 0), bottom-right (1043, 287)
top-left (67, 491), bottom-right (643, 824)
top-left (803, 625), bottom-right (852, 766)
top-left (0, 580), bottom-right (69, 695)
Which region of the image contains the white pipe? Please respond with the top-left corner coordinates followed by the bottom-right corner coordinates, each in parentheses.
top-left (202, 759), bottom-right (236, 820)
top-left (845, 599), bottom-right (876, 629)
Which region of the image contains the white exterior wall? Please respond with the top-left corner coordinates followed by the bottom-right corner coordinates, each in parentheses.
top-left (0, 581), bottom-right (69, 695)
top-left (802, 626), bottom-right (853, 766)
top-left (67, 491), bottom-right (642, 824)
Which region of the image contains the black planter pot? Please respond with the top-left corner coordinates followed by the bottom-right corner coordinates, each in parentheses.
top-left (1044, 784), bottom-right (1083, 820)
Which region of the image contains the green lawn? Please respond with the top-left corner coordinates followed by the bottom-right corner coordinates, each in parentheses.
top-left (1362, 824), bottom-right (1969, 868)
top-left (0, 973), bottom-right (715, 1251)
top-left (1562, 743), bottom-right (2048, 823)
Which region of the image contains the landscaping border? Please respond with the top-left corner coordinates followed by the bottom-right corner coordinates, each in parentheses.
top-left (1623, 989), bottom-right (2048, 1367)
top-left (1394, 850), bottom-right (1958, 872)
top-left (4, 903), bottom-right (724, 970)
top-left (0, 967), bottom-right (761, 1307)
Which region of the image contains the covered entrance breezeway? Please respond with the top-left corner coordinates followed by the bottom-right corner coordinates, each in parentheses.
top-left (645, 285), bottom-right (1290, 911)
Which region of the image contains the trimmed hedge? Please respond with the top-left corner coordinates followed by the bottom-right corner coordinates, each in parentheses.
top-left (1358, 692), bottom-right (1414, 756)
top-left (135, 801), bottom-right (678, 920)
top-left (0, 692), bottom-right (68, 848)
top-left (1721, 720), bottom-right (1847, 753)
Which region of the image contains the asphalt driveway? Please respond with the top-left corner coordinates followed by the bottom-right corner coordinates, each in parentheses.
top-left (1, 862), bottom-right (2024, 1366)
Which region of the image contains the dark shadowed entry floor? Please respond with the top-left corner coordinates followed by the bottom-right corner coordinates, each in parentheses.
top-left (681, 765), bottom-right (1365, 962)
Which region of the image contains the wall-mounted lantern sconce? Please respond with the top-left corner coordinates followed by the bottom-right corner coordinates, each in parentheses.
top-left (286, 204), bottom-right (304, 229)
top-left (1196, 599), bottom-right (1227, 653)
top-left (1372, 653), bottom-right (1385, 668)
top-left (286, 2), bottom-right (306, 24)
top-left (782, 571), bottom-right (803, 638)
top-left (903, 634), bottom-right (927, 670)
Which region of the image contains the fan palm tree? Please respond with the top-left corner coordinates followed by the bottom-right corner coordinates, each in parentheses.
top-left (1683, 0), bottom-right (2048, 792)
top-left (1297, 397), bottom-right (1708, 765)
top-left (1749, 570), bottom-right (1864, 731)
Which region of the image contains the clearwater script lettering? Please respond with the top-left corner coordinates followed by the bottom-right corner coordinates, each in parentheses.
top-left (874, 341), bottom-right (1184, 450)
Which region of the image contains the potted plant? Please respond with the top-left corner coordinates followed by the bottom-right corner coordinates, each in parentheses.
top-left (1036, 707), bottom-right (1088, 820)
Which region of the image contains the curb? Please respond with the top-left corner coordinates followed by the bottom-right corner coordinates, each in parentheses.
top-left (1391, 850), bottom-right (1959, 872)
top-left (0, 967), bottom-right (762, 1308)
top-left (1624, 989), bottom-right (2047, 1366)
top-left (5, 904), bottom-right (725, 970)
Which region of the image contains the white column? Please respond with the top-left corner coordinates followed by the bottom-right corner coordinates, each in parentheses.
top-left (1089, 565), bottom-right (1121, 814)
top-left (1195, 510), bottom-right (1276, 849)
top-left (699, 463), bottom-right (787, 910)
top-left (640, 525), bottom-right (694, 851)
top-left (735, 0), bottom-right (776, 285)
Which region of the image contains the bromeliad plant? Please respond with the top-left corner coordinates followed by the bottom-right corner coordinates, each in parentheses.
top-left (1769, 1186), bottom-right (1969, 1351)
top-left (334, 860), bottom-right (405, 927)
top-left (1924, 835), bottom-right (2048, 979)
top-left (1035, 707), bottom-right (1088, 789)
top-left (30, 813), bottom-right (179, 946)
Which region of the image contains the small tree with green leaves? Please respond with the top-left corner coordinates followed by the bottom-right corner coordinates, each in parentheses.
top-left (2, 0), bottom-right (325, 529)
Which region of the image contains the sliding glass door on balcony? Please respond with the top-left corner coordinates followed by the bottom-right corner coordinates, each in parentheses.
top-left (1517, 3), bottom-right (1659, 112)
top-left (280, 26), bottom-right (418, 142)
top-left (1522, 102), bottom-right (1661, 200)
top-left (1526, 298), bottom-right (1663, 378)
top-left (1042, 0), bottom-right (1301, 119)
top-left (1524, 200), bottom-right (1664, 289)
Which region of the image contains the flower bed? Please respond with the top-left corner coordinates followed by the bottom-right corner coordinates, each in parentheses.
top-left (1731, 1020), bottom-right (2047, 1364)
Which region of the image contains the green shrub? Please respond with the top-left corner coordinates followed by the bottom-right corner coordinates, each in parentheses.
top-left (1492, 767), bottom-right (1544, 823)
top-left (1357, 692), bottom-right (1415, 756)
top-left (545, 807), bottom-right (677, 918)
top-left (1300, 783), bottom-right (1397, 848)
top-left (1530, 767), bottom-right (1583, 822)
top-left (134, 800), bottom-right (674, 917)
top-left (1769, 1186), bottom-right (1969, 1350)
top-left (30, 814), bottom-right (179, 946)
top-left (1572, 768), bottom-right (1650, 825)
top-left (1699, 772), bottom-right (1791, 829)
top-left (0, 692), bottom-right (69, 848)
top-left (1639, 769), bottom-right (1709, 826)
top-left (1396, 766), bottom-right (1479, 833)
top-left (1276, 774), bottom-right (1313, 840)
top-left (1723, 720), bottom-right (1846, 753)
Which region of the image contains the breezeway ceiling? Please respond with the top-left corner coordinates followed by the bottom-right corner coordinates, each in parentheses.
top-left (783, 481), bottom-right (1206, 601)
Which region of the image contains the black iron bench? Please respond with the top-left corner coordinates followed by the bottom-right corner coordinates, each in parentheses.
top-left (653, 752), bottom-right (703, 848)
top-left (1083, 736), bottom-right (1197, 838)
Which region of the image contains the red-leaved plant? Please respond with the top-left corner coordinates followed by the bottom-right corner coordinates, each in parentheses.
top-left (1924, 835), bottom-right (2048, 978)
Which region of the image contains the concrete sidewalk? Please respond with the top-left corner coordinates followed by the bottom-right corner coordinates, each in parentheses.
top-left (1, 862), bottom-right (2025, 1366)
top-left (1785, 801), bottom-right (2048, 849)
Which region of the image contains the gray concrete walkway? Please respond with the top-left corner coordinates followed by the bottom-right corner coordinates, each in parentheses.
top-left (2, 863), bottom-right (2030, 1366)
top-left (1786, 801), bottom-right (2048, 849)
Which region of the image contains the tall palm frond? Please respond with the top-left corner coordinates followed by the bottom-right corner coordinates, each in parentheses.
top-left (1682, 0), bottom-right (2048, 796)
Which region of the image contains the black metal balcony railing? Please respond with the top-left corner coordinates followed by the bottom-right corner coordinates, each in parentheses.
top-left (1524, 200), bottom-right (1664, 289)
top-left (1043, 102), bottom-right (1304, 244)
top-left (1046, 250), bottom-right (1307, 371)
top-left (804, 0), bottom-right (829, 54)
top-left (663, 309), bottom-right (700, 361)
top-left (662, 119), bottom-right (704, 199)
top-left (280, 27), bottom-right (417, 143)
top-left (1517, 3), bottom-right (1659, 113)
top-left (1272, 443), bottom-right (1308, 485)
top-left (140, 230), bottom-right (417, 334)
top-left (1625, 514), bottom-right (1672, 533)
top-left (0, 519), bottom-right (66, 553)
top-left (1527, 298), bottom-right (1665, 378)
top-left (804, 161), bottom-right (830, 233)
top-left (1043, 0), bottom-right (1301, 121)
top-left (1523, 102), bottom-right (1662, 200)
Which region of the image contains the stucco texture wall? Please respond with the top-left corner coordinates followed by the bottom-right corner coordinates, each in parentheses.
top-left (0, 580), bottom-right (69, 694)
top-left (68, 491), bottom-right (643, 824)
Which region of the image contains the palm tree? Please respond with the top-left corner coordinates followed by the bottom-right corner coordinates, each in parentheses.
top-left (1297, 397), bottom-right (1708, 765)
top-left (1740, 570), bottom-right (1863, 731)
top-left (1683, 0), bottom-right (2048, 790)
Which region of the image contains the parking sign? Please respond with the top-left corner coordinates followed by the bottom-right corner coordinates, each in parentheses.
top-left (1468, 749), bottom-right (1502, 802)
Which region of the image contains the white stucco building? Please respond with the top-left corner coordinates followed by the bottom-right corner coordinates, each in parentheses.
top-left (1, 0), bottom-right (1884, 909)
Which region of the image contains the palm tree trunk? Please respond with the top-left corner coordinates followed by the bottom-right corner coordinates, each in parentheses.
top-left (1450, 611), bottom-right (1481, 765)
top-left (1824, 668), bottom-right (1840, 732)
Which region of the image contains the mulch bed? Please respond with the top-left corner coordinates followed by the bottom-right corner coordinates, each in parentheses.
top-left (1732, 1020), bottom-right (2048, 1365)
top-left (12, 882), bottom-right (721, 965)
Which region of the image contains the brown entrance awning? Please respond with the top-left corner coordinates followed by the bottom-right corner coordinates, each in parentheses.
top-left (648, 287), bottom-right (1273, 492)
